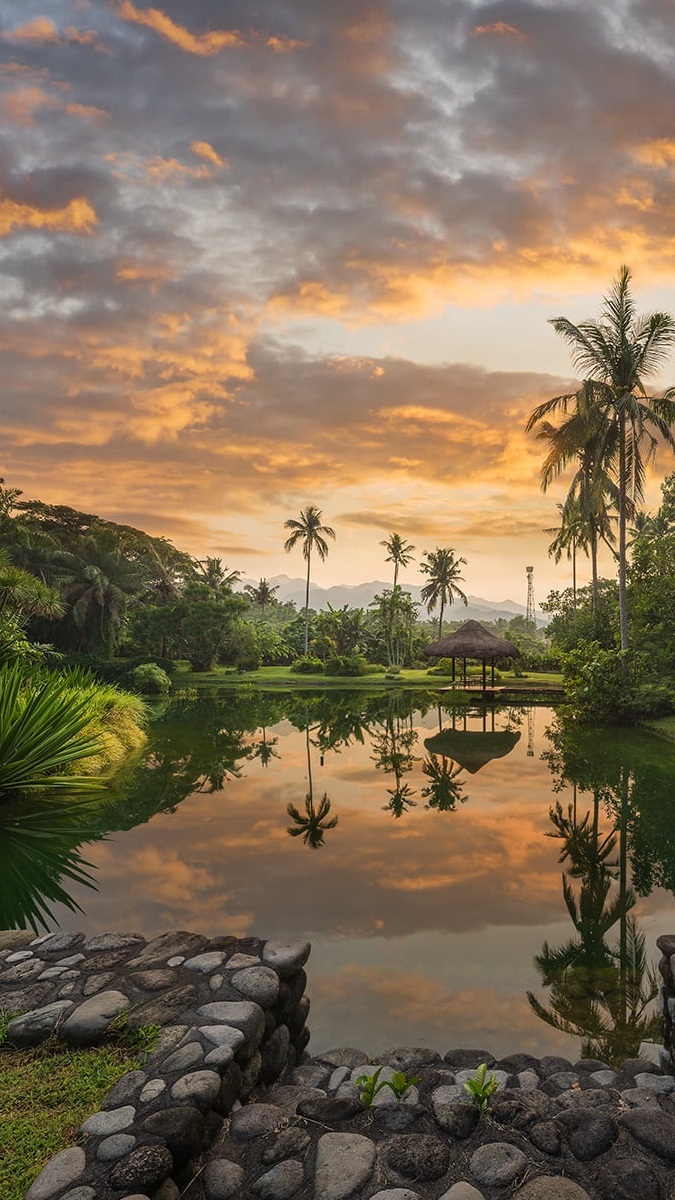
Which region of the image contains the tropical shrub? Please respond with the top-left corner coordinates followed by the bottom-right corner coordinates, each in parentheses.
top-left (289, 655), bottom-right (324, 675)
top-left (126, 663), bottom-right (171, 695)
top-left (559, 640), bottom-right (630, 724)
top-left (324, 653), bottom-right (368, 676)
top-left (0, 663), bottom-right (105, 797)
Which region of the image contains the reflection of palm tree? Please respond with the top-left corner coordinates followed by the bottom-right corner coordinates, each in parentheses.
top-left (383, 782), bottom-right (416, 819)
top-left (371, 710), bottom-right (418, 818)
top-left (287, 793), bottom-right (338, 847)
top-left (421, 754), bottom-right (466, 811)
top-left (251, 726), bottom-right (279, 768)
top-left (528, 797), bottom-right (659, 1063)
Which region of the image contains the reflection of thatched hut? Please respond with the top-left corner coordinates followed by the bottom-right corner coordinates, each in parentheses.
top-left (424, 619), bottom-right (521, 689)
top-left (424, 728), bottom-right (520, 774)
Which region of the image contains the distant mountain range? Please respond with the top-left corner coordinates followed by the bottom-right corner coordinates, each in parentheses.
top-left (238, 575), bottom-right (547, 626)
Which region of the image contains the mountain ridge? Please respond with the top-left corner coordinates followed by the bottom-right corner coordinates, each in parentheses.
top-left (238, 575), bottom-right (547, 625)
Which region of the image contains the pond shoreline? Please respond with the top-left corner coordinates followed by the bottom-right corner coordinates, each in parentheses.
top-left (4, 926), bottom-right (675, 1200)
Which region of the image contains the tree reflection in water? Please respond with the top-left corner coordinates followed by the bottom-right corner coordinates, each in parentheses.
top-left (421, 754), bottom-right (466, 811)
top-left (0, 799), bottom-right (104, 931)
top-left (529, 718), bottom-right (666, 1063)
top-left (286, 714), bottom-right (338, 848)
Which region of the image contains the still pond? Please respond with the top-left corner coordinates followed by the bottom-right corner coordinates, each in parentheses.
top-left (4, 688), bottom-right (675, 1064)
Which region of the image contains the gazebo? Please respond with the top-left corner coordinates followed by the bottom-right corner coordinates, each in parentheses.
top-left (424, 619), bottom-right (521, 691)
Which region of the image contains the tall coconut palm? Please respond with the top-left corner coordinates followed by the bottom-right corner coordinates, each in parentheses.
top-left (420, 548), bottom-right (468, 638)
top-left (533, 382), bottom-right (617, 614)
top-left (380, 532), bottom-right (415, 588)
top-left (527, 266), bottom-right (675, 655)
top-left (283, 506), bottom-right (336, 654)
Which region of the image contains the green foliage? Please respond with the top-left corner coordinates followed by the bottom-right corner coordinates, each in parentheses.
top-left (356, 1067), bottom-right (419, 1107)
top-left (369, 586), bottom-right (419, 669)
top-left (542, 581), bottom-right (619, 654)
top-left (324, 652), bottom-right (368, 676)
top-left (127, 1022), bottom-right (162, 1063)
top-left (289, 655), bottom-right (324, 674)
top-left (126, 662), bottom-right (171, 694)
top-left (559, 640), bottom-right (630, 724)
top-left (0, 663), bottom-right (105, 796)
top-left (463, 1063), bottom-right (500, 1113)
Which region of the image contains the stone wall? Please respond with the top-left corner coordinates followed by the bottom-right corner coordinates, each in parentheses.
top-left (657, 933), bottom-right (675, 1073)
top-left (0, 928), bottom-right (310, 1200)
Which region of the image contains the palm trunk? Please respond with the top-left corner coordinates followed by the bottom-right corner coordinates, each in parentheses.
top-left (393, 561), bottom-right (398, 588)
top-left (590, 524), bottom-right (599, 615)
top-left (618, 412), bottom-right (629, 665)
top-left (438, 597), bottom-right (444, 640)
top-left (304, 548), bottom-right (311, 655)
top-left (572, 536), bottom-right (577, 614)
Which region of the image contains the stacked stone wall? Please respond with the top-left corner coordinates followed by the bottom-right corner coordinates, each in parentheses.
top-left (657, 933), bottom-right (675, 1074)
top-left (0, 928), bottom-right (310, 1200)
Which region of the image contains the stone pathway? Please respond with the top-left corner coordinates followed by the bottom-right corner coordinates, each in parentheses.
top-left (183, 1046), bottom-right (675, 1200)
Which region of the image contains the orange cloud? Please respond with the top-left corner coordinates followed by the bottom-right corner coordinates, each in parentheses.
top-left (190, 141), bottom-right (228, 169)
top-left (3, 17), bottom-right (103, 48)
top-left (116, 1), bottom-right (248, 55)
top-left (142, 155), bottom-right (212, 182)
top-left (2, 86), bottom-right (107, 127)
top-left (632, 139), bottom-right (675, 169)
top-left (0, 195), bottom-right (97, 237)
top-left (472, 22), bottom-right (527, 41)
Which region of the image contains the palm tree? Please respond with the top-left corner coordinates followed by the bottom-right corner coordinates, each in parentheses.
top-left (533, 383), bottom-right (617, 614)
top-left (194, 557), bottom-right (241, 597)
top-left (283, 506), bottom-right (336, 654)
top-left (244, 578), bottom-right (279, 620)
top-left (545, 502), bottom-right (586, 614)
top-left (420, 548), bottom-right (468, 638)
top-left (527, 266), bottom-right (675, 654)
top-left (380, 533), bottom-right (415, 588)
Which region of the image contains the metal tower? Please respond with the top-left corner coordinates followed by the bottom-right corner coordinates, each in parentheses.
top-left (526, 566), bottom-right (535, 625)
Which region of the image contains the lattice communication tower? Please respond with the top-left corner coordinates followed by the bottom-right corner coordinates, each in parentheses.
top-left (526, 566), bottom-right (535, 625)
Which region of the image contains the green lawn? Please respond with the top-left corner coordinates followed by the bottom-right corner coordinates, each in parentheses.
top-left (640, 714), bottom-right (675, 740)
top-left (0, 1039), bottom-right (135, 1200)
top-left (176, 664), bottom-right (565, 693)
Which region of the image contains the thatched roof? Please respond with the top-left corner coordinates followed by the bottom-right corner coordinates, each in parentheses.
top-left (424, 729), bottom-right (521, 773)
top-left (424, 619), bottom-right (521, 660)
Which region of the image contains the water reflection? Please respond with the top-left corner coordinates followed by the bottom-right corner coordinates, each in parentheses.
top-left (2, 691), bottom-right (674, 1060)
top-left (0, 799), bottom-right (104, 932)
top-left (528, 718), bottom-right (666, 1062)
top-left (286, 717), bottom-right (339, 848)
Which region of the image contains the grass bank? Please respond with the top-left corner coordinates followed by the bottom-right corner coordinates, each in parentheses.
top-left (176, 664), bottom-right (565, 697)
top-left (0, 1035), bottom-right (135, 1200)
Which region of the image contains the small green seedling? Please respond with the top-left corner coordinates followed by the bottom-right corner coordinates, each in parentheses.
top-left (463, 1063), bottom-right (500, 1114)
top-left (356, 1068), bottom-right (419, 1107)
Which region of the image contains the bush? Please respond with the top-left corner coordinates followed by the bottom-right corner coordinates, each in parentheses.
top-left (560, 640), bottom-right (630, 724)
top-left (324, 653), bottom-right (368, 677)
top-left (125, 663), bottom-right (171, 695)
top-left (289, 655), bottom-right (324, 675)
top-left (426, 657), bottom-right (454, 676)
top-left (630, 681), bottom-right (675, 718)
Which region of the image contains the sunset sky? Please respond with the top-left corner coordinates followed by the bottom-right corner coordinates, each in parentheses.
top-left (3, 0), bottom-right (675, 602)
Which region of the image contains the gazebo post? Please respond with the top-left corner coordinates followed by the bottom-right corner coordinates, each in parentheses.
top-left (452, 657), bottom-right (455, 684)
top-left (491, 660), bottom-right (495, 686)
top-left (463, 656), bottom-right (466, 685)
top-left (482, 658), bottom-right (486, 693)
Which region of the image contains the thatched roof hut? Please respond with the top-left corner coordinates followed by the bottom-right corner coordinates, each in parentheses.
top-left (424, 619), bottom-right (520, 689)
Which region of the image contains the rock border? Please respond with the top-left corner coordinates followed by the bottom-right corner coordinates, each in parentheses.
top-left (0, 929), bottom-right (310, 1200)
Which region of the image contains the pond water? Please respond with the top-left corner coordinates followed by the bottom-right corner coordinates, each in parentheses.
top-left (4, 688), bottom-right (675, 1063)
